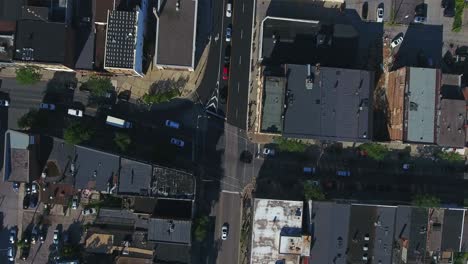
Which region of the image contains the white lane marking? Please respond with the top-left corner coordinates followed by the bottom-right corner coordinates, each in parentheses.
top-left (222, 190), bottom-right (241, 194)
top-left (236, 108), bottom-right (238, 118)
top-left (239, 56), bottom-right (242, 65)
top-left (241, 29), bottom-right (243, 39)
top-left (237, 82), bottom-right (240, 93)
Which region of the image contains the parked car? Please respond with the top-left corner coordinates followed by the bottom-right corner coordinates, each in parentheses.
top-left (25, 183), bottom-right (31, 194)
top-left (240, 150), bottom-right (253, 163)
top-left (337, 170), bottom-right (351, 177)
top-left (222, 65), bottom-right (229, 80)
top-left (263, 148), bottom-right (275, 156)
top-left (170, 138), bottom-right (185, 147)
top-left (413, 16), bottom-right (426, 23)
top-left (376, 5), bottom-right (384, 22)
top-left (9, 228), bottom-right (16, 244)
top-left (441, 0), bottom-right (448, 8)
top-left (165, 120), bottom-right (180, 129)
top-left (23, 195), bottom-right (30, 209)
top-left (20, 245), bottom-right (29, 260)
top-left (226, 2), bottom-right (232, 17)
top-left (53, 229), bottom-right (59, 244)
top-left (444, 6), bottom-right (455, 17)
top-left (390, 35), bottom-right (404, 48)
top-left (225, 25), bottom-right (232, 42)
top-left (31, 183), bottom-right (37, 194)
top-left (82, 208), bottom-right (97, 216)
top-left (31, 226), bottom-right (38, 244)
top-left (221, 223), bottom-right (229, 240)
top-left (362, 2), bottom-right (368, 19)
top-left (0, 99), bottom-right (9, 107)
top-left (303, 167), bottom-right (316, 174)
top-left (7, 247), bottom-right (15, 261)
top-left (13, 182), bottom-right (19, 192)
top-left (219, 85), bottom-right (228, 104)
top-left (29, 194), bottom-right (38, 209)
top-left (67, 108), bottom-right (83, 117)
top-left (39, 103), bottom-right (56, 110)
top-left (72, 196), bottom-right (78, 209)
top-left (224, 45), bottom-right (231, 63)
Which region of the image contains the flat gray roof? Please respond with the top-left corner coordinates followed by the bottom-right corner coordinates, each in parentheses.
top-left (441, 209), bottom-right (464, 251)
top-left (437, 99), bottom-right (466, 147)
top-left (261, 76), bottom-right (286, 133)
top-left (310, 202), bottom-right (350, 264)
top-left (406, 67), bottom-right (437, 143)
top-left (148, 218), bottom-right (191, 245)
top-left (283, 65), bottom-right (373, 141)
top-left (118, 158), bottom-right (152, 196)
top-left (155, 0), bottom-right (197, 69)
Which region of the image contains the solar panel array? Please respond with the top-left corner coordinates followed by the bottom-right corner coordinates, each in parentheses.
top-left (105, 11), bottom-right (137, 69)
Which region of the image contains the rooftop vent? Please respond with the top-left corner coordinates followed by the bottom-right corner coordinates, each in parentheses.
top-left (295, 207), bottom-right (302, 217)
top-left (410, 102), bottom-right (418, 111)
top-left (306, 64), bottom-right (314, 90)
top-left (176, 0), bottom-right (180, 11)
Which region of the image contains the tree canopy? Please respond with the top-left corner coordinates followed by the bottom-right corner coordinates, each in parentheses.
top-left (64, 122), bottom-right (94, 145)
top-left (303, 181), bottom-right (325, 201)
top-left (359, 143), bottom-right (389, 161)
top-left (17, 109), bottom-right (42, 129)
top-left (411, 194), bottom-right (441, 208)
top-left (114, 132), bottom-right (131, 152)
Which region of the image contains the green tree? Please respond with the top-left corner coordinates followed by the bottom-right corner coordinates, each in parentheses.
top-left (85, 76), bottom-right (113, 97)
top-left (437, 151), bottom-right (464, 162)
top-left (64, 122), bottom-right (94, 145)
top-left (359, 143), bottom-right (389, 161)
top-left (275, 137), bottom-right (308, 152)
top-left (411, 194), bottom-right (441, 208)
top-left (15, 66), bottom-right (42, 85)
top-left (193, 216), bottom-right (209, 242)
top-left (114, 132), bottom-right (131, 152)
top-left (17, 109), bottom-right (42, 129)
top-left (303, 181), bottom-right (325, 201)
top-left (142, 88), bottom-right (181, 105)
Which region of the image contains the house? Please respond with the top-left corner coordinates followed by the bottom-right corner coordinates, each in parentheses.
top-left (3, 130), bottom-right (39, 183)
top-left (154, 0), bottom-right (198, 71)
top-left (73, 146), bottom-right (120, 193)
top-left (104, 5), bottom-right (147, 76)
top-left (118, 158), bottom-right (152, 196)
top-left (436, 99), bottom-right (465, 147)
top-left (72, 0), bottom-right (95, 70)
top-left (250, 198), bottom-right (311, 264)
top-left (280, 64), bottom-right (373, 141)
top-left (148, 218), bottom-right (192, 245)
top-left (387, 67), bottom-right (440, 144)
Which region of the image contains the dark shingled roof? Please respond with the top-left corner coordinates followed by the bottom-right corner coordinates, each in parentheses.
top-left (148, 218), bottom-right (191, 245)
top-left (118, 158), bottom-right (152, 196)
top-left (283, 64), bottom-right (373, 141)
top-left (407, 208), bottom-right (428, 262)
top-left (14, 20), bottom-right (66, 63)
top-left (154, 243), bottom-right (191, 263)
top-left (105, 10), bottom-right (137, 69)
top-left (155, 0), bottom-right (197, 68)
top-left (346, 205), bottom-right (377, 264)
top-left (0, 0), bottom-right (20, 21)
top-left (74, 146), bottom-right (120, 192)
top-left (436, 99), bottom-right (466, 148)
top-left (441, 209), bottom-right (463, 251)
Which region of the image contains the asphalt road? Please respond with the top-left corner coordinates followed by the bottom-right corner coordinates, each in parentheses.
top-left (215, 192), bottom-right (241, 264)
top-left (226, 0), bottom-right (254, 129)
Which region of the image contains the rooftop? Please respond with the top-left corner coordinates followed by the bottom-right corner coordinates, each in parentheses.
top-left (437, 99), bottom-right (465, 147)
top-left (94, 0), bottom-right (118, 23)
top-left (43, 137), bottom-right (76, 183)
top-left (95, 209), bottom-right (138, 228)
top-left (118, 158), bottom-right (152, 196)
top-left (40, 183), bottom-right (75, 205)
top-left (251, 198), bottom-right (304, 264)
top-left (14, 20), bottom-right (67, 63)
top-left (282, 64), bottom-right (373, 141)
top-left (441, 209), bottom-right (464, 251)
top-left (387, 68), bottom-right (406, 141)
top-left (105, 10), bottom-right (137, 69)
top-left (74, 146), bottom-right (120, 192)
top-left (73, 0), bottom-right (95, 70)
top-left (0, 33), bottom-right (14, 62)
top-left (155, 0), bottom-right (197, 69)
top-left (152, 166), bottom-right (195, 199)
top-left (152, 199), bottom-right (193, 219)
top-left (261, 76), bottom-right (286, 134)
top-left (405, 67), bottom-right (439, 143)
top-left (148, 218), bottom-right (192, 245)
top-left (154, 243), bottom-right (191, 264)
top-left (0, 0), bottom-right (21, 21)
top-left (4, 130), bottom-right (33, 182)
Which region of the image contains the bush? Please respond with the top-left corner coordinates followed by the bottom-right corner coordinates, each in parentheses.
top-left (303, 181), bottom-right (325, 201)
top-left (359, 143), bottom-right (389, 161)
top-left (114, 132), bottom-right (131, 152)
top-left (193, 216), bottom-right (209, 242)
top-left (64, 122), bottom-right (94, 145)
top-left (15, 66), bottom-right (42, 85)
top-left (85, 76), bottom-right (113, 97)
top-left (452, 0), bottom-right (464, 31)
top-left (437, 150), bottom-right (464, 162)
top-left (411, 194), bottom-right (440, 208)
top-left (142, 88), bottom-right (181, 105)
top-left (275, 137), bottom-right (308, 152)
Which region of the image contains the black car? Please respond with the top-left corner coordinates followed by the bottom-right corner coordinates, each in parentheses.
top-left (20, 245), bottom-right (30, 260)
top-left (240, 150), bottom-right (253, 163)
top-left (29, 194), bottom-right (38, 209)
top-left (224, 45), bottom-right (231, 64)
top-left (441, 0), bottom-right (448, 8)
top-left (444, 0), bottom-right (455, 17)
top-left (362, 2), bottom-right (368, 19)
top-left (23, 195), bottom-right (30, 209)
top-left (219, 86), bottom-right (228, 104)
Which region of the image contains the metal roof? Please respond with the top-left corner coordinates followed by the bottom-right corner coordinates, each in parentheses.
top-left (118, 158), bottom-right (152, 196)
top-left (155, 0), bottom-right (197, 69)
top-left (283, 64), bottom-right (373, 141)
top-left (148, 218), bottom-right (192, 245)
top-left (105, 10), bottom-right (137, 69)
top-left (406, 67), bottom-right (438, 143)
top-left (261, 76), bottom-right (286, 133)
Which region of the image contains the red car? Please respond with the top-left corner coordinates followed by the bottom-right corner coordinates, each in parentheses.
top-left (222, 65), bottom-right (229, 80)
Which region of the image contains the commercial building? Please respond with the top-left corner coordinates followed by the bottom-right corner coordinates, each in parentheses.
top-left (154, 0), bottom-right (198, 71)
top-left (3, 130), bottom-right (39, 183)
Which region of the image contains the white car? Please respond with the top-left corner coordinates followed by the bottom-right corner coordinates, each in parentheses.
top-left (40, 103), bottom-right (56, 110)
top-left (376, 7), bottom-right (384, 22)
top-left (9, 228), bottom-right (16, 244)
top-left (31, 183), bottom-right (37, 194)
top-left (263, 148), bottom-right (275, 156)
top-left (165, 120), bottom-right (180, 129)
top-left (72, 197), bottom-right (78, 209)
top-left (0, 99), bottom-right (9, 107)
top-left (82, 208), bottom-right (97, 215)
top-left (53, 229), bottom-right (59, 245)
top-left (170, 138), bottom-right (185, 147)
top-left (221, 224), bottom-right (228, 240)
top-left (67, 108), bottom-right (83, 117)
top-left (7, 247), bottom-right (14, 261)
top-left (226, 3), bottom-right (232, 17)
top-left (390, 35), bottom-right (404, 48)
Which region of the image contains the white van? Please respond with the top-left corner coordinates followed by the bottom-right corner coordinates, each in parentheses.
top-left (226, 3), bottom-right (232, 17)
top-left (106, 115), bottom-right (132, 128)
